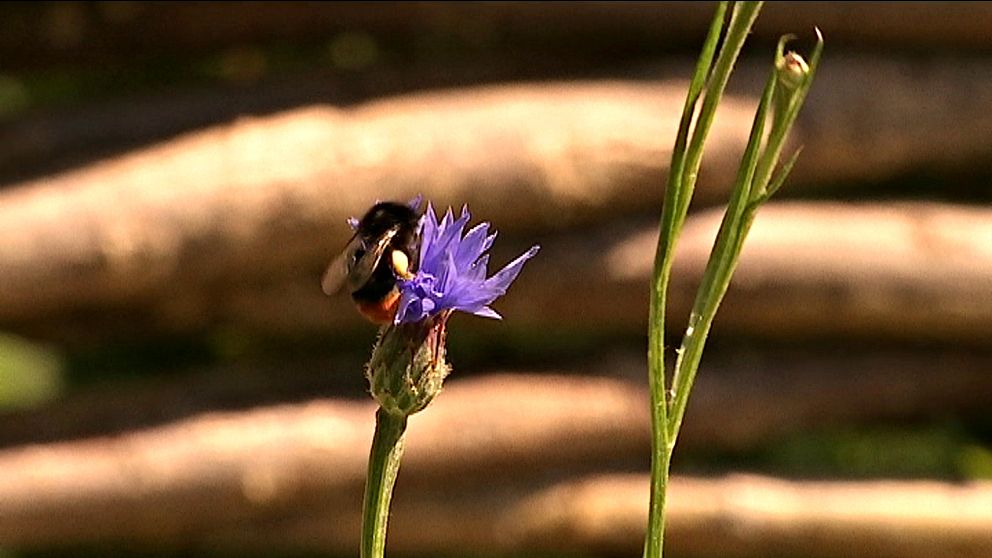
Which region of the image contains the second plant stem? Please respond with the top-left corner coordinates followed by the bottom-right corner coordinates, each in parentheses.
top-left (644, 3), bottom-right (763, 558)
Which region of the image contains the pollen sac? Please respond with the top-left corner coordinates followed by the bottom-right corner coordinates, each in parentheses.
top-left (366, 317), bottom-right (451, 417)
top-left (390, 249), bottom-right (413, 280)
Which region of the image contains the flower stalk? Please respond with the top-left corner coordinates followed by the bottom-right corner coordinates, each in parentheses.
top-left (361, 408), bottom-right (407, 558)
top-left (644, 2), bottom-right (822, 557)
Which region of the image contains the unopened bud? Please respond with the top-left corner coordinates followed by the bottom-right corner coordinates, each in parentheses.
top-left (776, 51), bottom-right (810, 91)
top-left (366, 315), bottom-right (451, 417)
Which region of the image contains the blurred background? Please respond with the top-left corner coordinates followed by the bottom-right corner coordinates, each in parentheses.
top-left (1, 2), bottom-right (991, 557)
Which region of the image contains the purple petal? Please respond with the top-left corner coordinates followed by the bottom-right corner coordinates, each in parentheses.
top-left (408, 194), bottom-right (424, 211)
top-left (484, 245), bottom-right (541, 294)
top-left (482, 231), bottom-right (498, 253)
top-left (419, 203), bottom-right (439, 267)
top-left (437, 208), bottom-right (470, 253)
top-left (440, 207), bottom-right (454, 230)
top-left (436, 252), bottom-right (457, 294)
top-left (455, 222), bottom-right (490, 268)
top-left (466, 254), bottom-right (489, 281)
top-left (394, 291), bottom-right (416, 324)
top-left (471, 306), bottom-right (503, 320)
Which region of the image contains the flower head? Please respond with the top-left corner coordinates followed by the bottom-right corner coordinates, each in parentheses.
top-left (394, 203), bottom-right (539, 324)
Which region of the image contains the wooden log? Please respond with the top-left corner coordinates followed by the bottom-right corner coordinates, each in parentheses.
top-left (7, 53), bottom-right (992, 191)
top-left (2, 64), bottom-right (992, 343)
top-left (5, 342), bottom-right (992, 452)
top-left (196, 474), bottom-right (992, 558)
top-left (4, 3), bottom-right (992, 70)
top-left (0, 81), bottom-right (753, 336)
top-left (4, 194), bottom-right (992, 347)
top-left (159, 201), bottom-right (992, 345)
top-left (0, 375), bottom-right (647, 546)
top-left (1, 371), bottom-right (990, 556)
top-left (653, 201), bottom-right (992, 343)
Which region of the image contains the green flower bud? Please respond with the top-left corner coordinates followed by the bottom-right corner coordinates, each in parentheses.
top-left (366, 314), bottom-right (451, 417)
top-left (776, 50), bottom-right (810, 91)
top-left (771, 34), bottom-right (815, 125)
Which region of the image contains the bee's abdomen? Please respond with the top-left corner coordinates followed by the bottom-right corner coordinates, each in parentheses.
top-left (356, 289), bottom-right (402, 324)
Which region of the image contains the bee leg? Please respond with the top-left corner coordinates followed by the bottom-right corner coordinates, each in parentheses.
top-left (390, 250), bottom-right (415, 280)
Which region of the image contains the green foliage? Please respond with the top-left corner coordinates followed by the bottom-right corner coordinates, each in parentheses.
top-left (0, 333), bottom-right (64, 410)
top-left (770, 425), bottom-right (968, 479)
top-left (680, 421), bottom-right (992, 482)
top-left (960, 444), bottom-right (992, 480)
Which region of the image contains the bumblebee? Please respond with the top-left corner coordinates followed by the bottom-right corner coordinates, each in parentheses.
top-left (321, 201), bottom-right (421, 324)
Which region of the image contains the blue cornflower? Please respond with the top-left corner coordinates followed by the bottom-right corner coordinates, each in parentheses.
top-left (394, 203), bottom-right (539, 325)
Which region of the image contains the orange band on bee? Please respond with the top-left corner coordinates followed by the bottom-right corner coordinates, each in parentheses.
top-left (356, 288), bottom-right (402, 324)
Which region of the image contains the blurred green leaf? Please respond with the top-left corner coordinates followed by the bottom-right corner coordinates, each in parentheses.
top-left (756, 424), bottom-right (977, 480)
top-left (960, 445), bottom-right (992, 480)
top-left (0, 74), bottom-right (30, 116)
top-left (0, 333), bottom-right (64, 410)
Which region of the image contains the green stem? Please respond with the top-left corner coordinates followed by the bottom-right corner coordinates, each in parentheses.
top-left (676, 2), bottom-right (763, 225)
top-left (645, 4), bottom-right (763, 558)
top-left (361, 408), bottom-right (408, 558)
top-left (667, 69), bottom-right (776, 446)
top-left (644, 5), bottom-right (727, 557)
top-left (666, 5), bottom-right (824, 455)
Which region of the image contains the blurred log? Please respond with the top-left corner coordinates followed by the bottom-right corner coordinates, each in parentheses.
top-left (5, 185), bottom-right (992, 344)
top-left (0, 49), bottom-right (599, 184)
top-left (368, 474), bottom-right (992, 558)
top-left (51, 201), bottom-right (992, 345)
top-left (0, 80), bottom-right (752, 339)
top-left (2, 61), bottom-right (992, 344)
top-left (7, 54), bottom-right (992, 189)
top-left (0, 366), bottom-right (992, 544)
top-left (610, 201), bottom-right (992, 344)
top-left (3, 347), bottom-right (992, 453)
top-left (0, 375), bottom-right (647, 547)
top-left (4, 3), bottom-right (992, 70)
top-left (1, 374), bottom-right (991, 556)
top-left (206, 198), bottom-right (992, 342)
top-left (459, 201), bottom-right (992, 344)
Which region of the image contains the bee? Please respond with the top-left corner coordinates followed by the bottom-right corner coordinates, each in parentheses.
top-left (321, 201), bottom-right (421, 324)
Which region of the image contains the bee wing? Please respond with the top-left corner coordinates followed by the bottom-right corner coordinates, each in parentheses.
top-left (320, 227), bottom-right (399, 296)
top-left (320, 236), bottom-right (359, 296)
